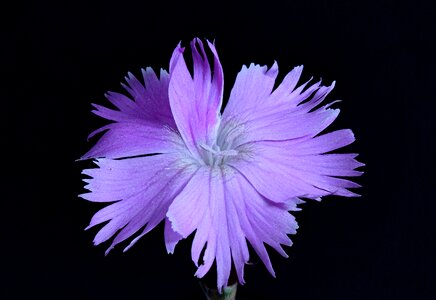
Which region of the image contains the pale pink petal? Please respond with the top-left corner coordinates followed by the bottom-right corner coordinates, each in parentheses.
top-left (223, 62), bottom-right (278, 120)
top-left (82, 66), bottom-right (177, 160)
top-left (168, 39), bottom-right (224, 159)
top-left (164, 218), bottom-right (183, 254)
top-left (221, 63), bottom-right (338, 146)
top-left (81, 123), bottom-right (179, 160)
top-left (224, 171), bottom-right (297, 278)
top-left (80, 155), bottom-right (173, 202)
top-left (228, 129), bottom-right (362, 202)
top-left (167, 167), bottom-right (230, 291)
top-left (81, 154), bottom-right (195, 253)
top-left (168, 167), bottom-right (298, 290)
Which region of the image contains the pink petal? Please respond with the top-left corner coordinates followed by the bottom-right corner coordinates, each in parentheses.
top-left (221, 63), bottom-right (339, 146)
top-left (223, 62), bottom-right (278, 119)
top-left (81, 154), bottom-right (195, 253)
top-left (168, 39), bottom-right (224, 159)
top-left (81, 155), bottom-right (174, 202)
top-left (228, 129), bottom-right (362, 202)
top-left (166, 167), bottom-right (211, 238)
top-left (164, 218), bottom-right (183, 254)
top-left (224, 172), bottom-right (297, 278)
top-left (167, 167), bottom-right (230, 291)
top-left (167, 167), bottom-right (298, 291)
top-left (82, 66), bottom-right (177, 160)
top-left (81, 123), bottom-right (180, 160)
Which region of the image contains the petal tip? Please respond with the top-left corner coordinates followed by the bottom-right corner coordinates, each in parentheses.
top-left (104, 247), bottom-right (114, 256)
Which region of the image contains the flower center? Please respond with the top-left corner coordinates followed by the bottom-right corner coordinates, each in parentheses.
top-left (196, 121), bottom-right (247, 167)
top-left (199, 143), bottom-right (239, 166)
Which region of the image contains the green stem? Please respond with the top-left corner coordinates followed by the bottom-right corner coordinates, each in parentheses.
top-left (200, 282), bottom-right (238, 300)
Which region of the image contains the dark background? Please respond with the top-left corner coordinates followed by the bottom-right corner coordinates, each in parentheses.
top-left (7, 0), bottom-right (435, 299)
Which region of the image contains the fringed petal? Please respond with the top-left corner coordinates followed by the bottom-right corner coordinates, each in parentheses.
top-left (168, 38), bottom-right (224, 159)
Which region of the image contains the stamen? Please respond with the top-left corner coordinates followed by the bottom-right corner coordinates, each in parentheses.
top-left (199, 143), bottom-right (238, 157)
top-left (217, 149), bottom-right (238, 156)
top-left (199, 143), bottom-right (218, 154)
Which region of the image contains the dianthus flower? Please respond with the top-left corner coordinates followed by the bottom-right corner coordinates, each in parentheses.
top-left (80, 38), bottom-right (363, 291)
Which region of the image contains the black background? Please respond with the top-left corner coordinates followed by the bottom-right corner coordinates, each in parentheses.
top-left (8, 0), bottom-right (435, 299)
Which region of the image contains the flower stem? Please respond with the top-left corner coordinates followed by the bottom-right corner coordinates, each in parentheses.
top-left (200, 282), bottom-right (238, 300)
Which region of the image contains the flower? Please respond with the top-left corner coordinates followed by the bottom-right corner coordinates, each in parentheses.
top-left (80, 38), bottom-right (363, 291)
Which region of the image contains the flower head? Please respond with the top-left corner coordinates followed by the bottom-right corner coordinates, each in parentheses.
top-left (80, 38), bottom-right (363, 291)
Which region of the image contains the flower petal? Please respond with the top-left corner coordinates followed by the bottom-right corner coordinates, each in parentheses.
top-left (81, 123), bottom-right (180, 159)
top-left (94, 68), bottom-right (175, 128)
top-left (167, 167), bottom-right (232, 290)
top-left (167, 167), bottom-right (223, 286)
top-left (221, 63), bottom-right (338, 146)
top-left (81, 154), bottom-right (195, 253)
top-left (81, 155), bottom-right (172, 202)
top-left (166, 167), bottom-right (211, 238)
top-left (125, 68), bottom-right (175, 127)
top-left (229, 104), bottom-right (340, 146)
top-left (228, 129), bottom-right (362, 202)
top-left (168, 39), bottom-right (224, 159)
top-left (164, 218), bottom-right (183, 254)
top-left (223, 62), bottom-right (278, 119)
top-left (82, 66), bottom-right (177, 160)
top-left (167, 167), bottom-right (297, 291)
top-left (224, 172), bottom-right (298, 277)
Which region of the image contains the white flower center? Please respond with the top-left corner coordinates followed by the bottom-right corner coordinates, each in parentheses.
top-left (198, 121), bottom-right (246, 167)
top-left (199, 143), bottom-right (238, 166)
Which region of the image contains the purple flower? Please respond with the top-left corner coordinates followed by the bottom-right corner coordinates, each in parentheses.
top-left (80, 38), bottom-right (363, 291)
